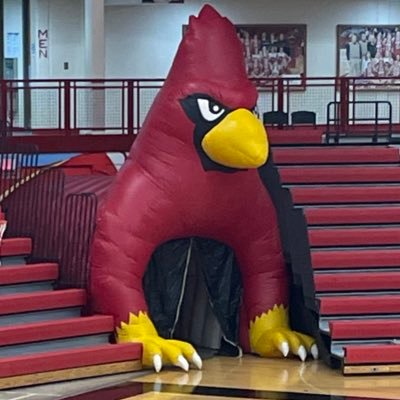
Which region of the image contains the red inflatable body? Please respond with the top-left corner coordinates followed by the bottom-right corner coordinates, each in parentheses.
top-left (89, 6), bottom-right (311, 362)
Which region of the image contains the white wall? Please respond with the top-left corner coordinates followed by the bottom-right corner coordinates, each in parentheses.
top-left (49, 0), bottom-right (85, 78)
top-left (30, 0), bottom-right (84, 79)
top-left (28, 0), bottom-right (85, 129)
top-left (11, 0), bottom-right (400, 129)
top-left (26, 0), bottom-right (400, 79)
top-left (105, 0), bottom-right (400, 78)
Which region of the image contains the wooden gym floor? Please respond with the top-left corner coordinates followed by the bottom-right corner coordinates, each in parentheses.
top-left (63, 355), bottom-right (400, 400)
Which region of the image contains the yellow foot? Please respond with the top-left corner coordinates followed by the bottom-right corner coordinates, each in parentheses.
top-left (117, 311), bottom-right (202, 372)
top-left (249, 305), bottom-right (318, 361)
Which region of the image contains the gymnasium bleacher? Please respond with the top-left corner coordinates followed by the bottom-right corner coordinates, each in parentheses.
top-left (274, 142), bottom-right (400, 374)
top-left (2, 74), bottom-right (400, 385)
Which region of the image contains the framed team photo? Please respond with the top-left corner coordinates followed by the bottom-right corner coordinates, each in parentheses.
top-left (183, 24), bottom-right (306, 80)
top-left (337, 25), bottom-right (400, 81)
top-left (236, 24), bottom-right (306, 80)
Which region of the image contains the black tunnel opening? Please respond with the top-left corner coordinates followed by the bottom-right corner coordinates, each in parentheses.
top-left (143, 237), bottom-right (243, 358)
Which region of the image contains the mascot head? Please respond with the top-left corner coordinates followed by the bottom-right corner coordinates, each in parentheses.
top-left (138, 5), bottom-right (268, 171)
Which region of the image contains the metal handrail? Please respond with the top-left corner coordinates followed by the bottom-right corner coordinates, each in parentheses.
top-left (326, 100), bottom-right (393, 144)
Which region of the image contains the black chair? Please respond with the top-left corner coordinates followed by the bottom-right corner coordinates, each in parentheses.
top-left (263, 111), bottom-right (288, 127)
top-left (291, 111), bottom-right (316, 128)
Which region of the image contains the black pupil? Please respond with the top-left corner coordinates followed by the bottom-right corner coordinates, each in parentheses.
top-left (209, 102), bottom-right (221, 114)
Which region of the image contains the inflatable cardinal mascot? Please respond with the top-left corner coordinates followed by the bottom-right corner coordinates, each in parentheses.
top-left (90, 5), bottom-right (317, 372)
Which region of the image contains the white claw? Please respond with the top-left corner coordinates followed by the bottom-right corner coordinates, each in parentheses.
top-left (176, 355), bottom-right (189, 372)
top-left (311, 344), bottom-right (319, 360)
top-left (153, 354), bottom-right (162, 373)
top-left (192, 352), bottom-right (203, 370)
top-left (279, 341), bottom-right (290, 357)
top-left (297, 345), bottom-right (307, 362)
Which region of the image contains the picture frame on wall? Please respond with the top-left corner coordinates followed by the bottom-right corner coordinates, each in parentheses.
top-left (236, 24), bottom-right (306, 80)
top-left (183, 24), bottom-right (306, 81)
top-left (337, 24), bottom-right (400, 81)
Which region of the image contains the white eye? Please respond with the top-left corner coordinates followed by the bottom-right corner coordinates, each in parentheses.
top-left (197, 98), bottom-right (226, 122)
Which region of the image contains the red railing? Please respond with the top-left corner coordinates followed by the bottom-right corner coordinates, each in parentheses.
top-left (1, 79), bottom-right (165, 136)
top-left (1, 76), bottom-right (399, 149)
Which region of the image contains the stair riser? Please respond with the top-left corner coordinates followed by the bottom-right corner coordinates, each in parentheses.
top-left (309, 223), bottom-right (400, 228)
top-left (314, 265), bottom-right (400, 271)
top-left (297, 199), bottom-right (400, 206)
top-left (0, 238), bottom-right (32, 258)
top-left (0, 282), bottom-right (54, 295)
top-left (273, 147), bottom-right (400, 165)
top-left (0, 263), bottom-right (59, 287)
top-left (0, 315), bottom-right (114, 347)
top-left (319, 315), bottom-right (400, 332)
top-left (280, 166), bottom-right (400, 184)
top-left (0, 343), bottom-right (142, 379)
top-left (329, 321), bottom-right (400, 340)
top-left (320, 306), bottom-right (400, 316)
top-left (331, 339), bottom-right (395, 359)
top-left (305, 206), bottom-right (400, 225)
top-left (0, 308), bottom-right (81, 327)
top-left (317, 290), bottom-right (400, 297)
top-left (284, 180), bottom-right (400, 186)
top-left (345, 344), bottom-right (400, 365)
top-left (310, 241), bottom-right (400, 248)
top-left (315, 284), bottom-right (400, 298)
top-left (0, 257), bottom-right (27, 266)
top-left (285, 180), bottom-right (400, 185)
top-left (291, 186), bottom-right (400, 205)
top-left (315, 272), bottom-right (400, 293)
top-left (269, 131), bottom-right (323, 145)
top-left (0, 334), bottom-right (110, 358)
top-left (0, 289), bottom-right (86, 315)
top-left (311, 250), bottom-right (400, 270)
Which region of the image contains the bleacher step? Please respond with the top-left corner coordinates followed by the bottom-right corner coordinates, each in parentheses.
top-left (0, 343), bottom-right (142, 384)
top-left (305, 206), bottom-right (400, 226)
top-left (280, 166), bottom-right (400, 184)
top-left (0, 311), bottom-right (114, 358)
top-left (0, 263), bottom-right (58, 285)
top-left (292, 185), bottom-right (400, 205)
top-left (311, 249), bottom-right (400, 270)
top-left (0, 315), bottom-right (113, 346)
top-left (0, 289), bottom-right (86, 317)
top-left (0, 263), bottom-right (58, 294)
top-left (0, 307), bottom-right (82, 327)
top-left (329, 319), bottom-right (400, 340)
top-left (319, 315), bottom-right (400, 333)
top-left (308, 227), bottom-right (400, 248)
top-left (0, 333), bottom-right (111, 358)
top-left (315, 271), bottom-right (400, 293)
top-left (273, 146), bottom-right (400, 165)
top-left (344, 343), bottom-right (400, 365)
top-left (275, 142), bottom-right (400, 374)
top-left (268, 130), bottom-right (323, 145)
top-left (0, 238), bottom-right (31, 265)
top-left (0, 281), bottom-right (54, 295)
top-left (0, 238), bottom-right (32, 257)
top-left (319, 294), bottom-right (400, 315)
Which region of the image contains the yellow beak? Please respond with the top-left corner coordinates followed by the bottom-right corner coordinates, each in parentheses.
top-left (201, 109), bottom-right (269, 169)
